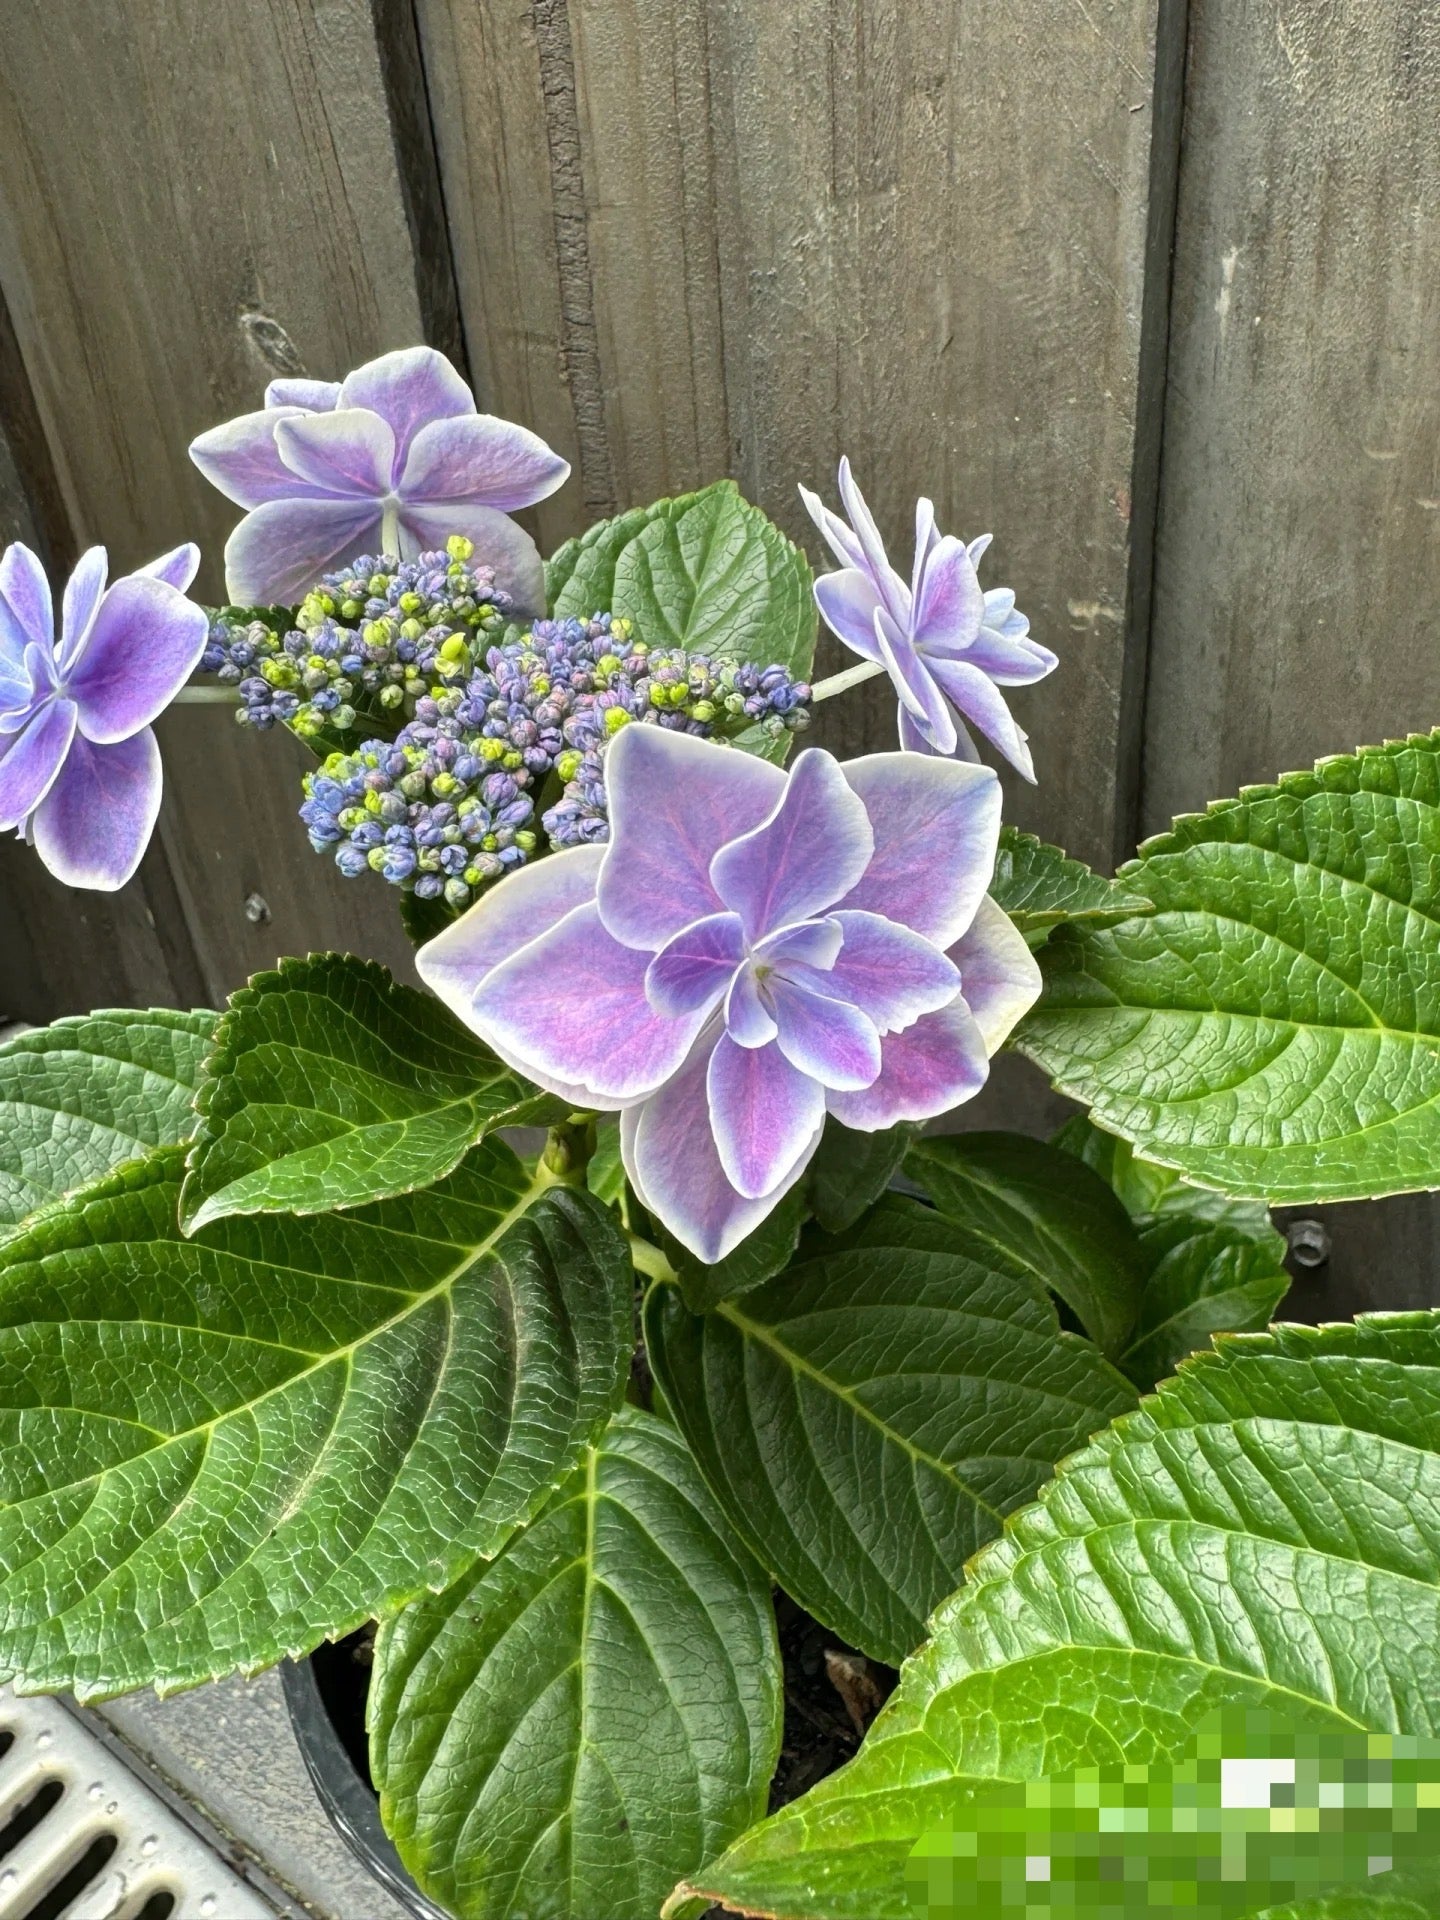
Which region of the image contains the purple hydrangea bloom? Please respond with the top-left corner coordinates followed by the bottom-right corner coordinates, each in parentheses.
top-left (418, 724), bottom-right (1040, 1263)
top-left (0, 541), bottom-right (208, 890)
top-left (188, 347), bottom-right (569, 615)
top-left (801, 459), bottom-right (1057, 781)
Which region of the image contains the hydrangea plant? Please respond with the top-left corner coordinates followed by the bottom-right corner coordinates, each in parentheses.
top-left (0, 344), bottom-right (1437, 1920)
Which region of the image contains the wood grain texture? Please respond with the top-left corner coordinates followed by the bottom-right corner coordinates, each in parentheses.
top-left (0, 0), bottom-right (449, 1012)
top-left (423, 0), bottom-right (1182, 867)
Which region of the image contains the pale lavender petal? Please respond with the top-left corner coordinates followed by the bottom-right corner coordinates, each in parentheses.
top-left (875, 607), bottom-right (957, 753)
top-left (66, 578), bottom-right (209, 744)
top-left (707, 1032), bottom-right (826, 1200)
top-left (911, 535), bottom-right (984, 658)
top-left (275, 409), bottom-right (397, 496)
top-left (770, 980), bottom-right (881, 1091)
top-left (962, 626), bottom-right (1057, 686)
top-left (416, 842), bottom-right (603, 1033)
top-left (473, 901), bottom-right (705, 1105)
top-left (265, 378), bottom-right (341, 412)
top-left (802, 909), bottom-right (961, 1034)
top-left (58, 547), bottom-right (108, 669)
top-left (837, 459), bottom-right (908, 622)
top-left (30, 726), bottom-right (160, 892)
top-left (753, 916), bottom-right (843, 972)
top-left (223, 498), bottom-right (383, 605)
top-left (623, 1033), bottom-right (818, 1264)
top-left (401, 414), bottom-right (570, 512)
top-left (0, 697), bottom-right (75, 829)
top-left (838, 752), bottom-right (1001, 947)
top-left (798, 483), bottom-right (867, 571)
top-left (337, 347), bottom-right (475, 463)
top-left (0, 543), bottom-right (53, 662)
top-left (825, 996), bottom-right (989, 1132)
top-left (982, 586), bottom-right (1018, 627)
top-left (645, 912), bottom-right (746, 1020)
top-left (927, 656), bottom-right (1035, 781)
top-left (724, 968), bottom-right (777, 1048)
top-left (395, 501), bottom-right (546, 617)
top-left (899, 698), bottom-right (980, 762)
top-left (599, 725), bottom-right (784, 950)
top-left (967, 534), bottom-right (994, 567)
top-left (711, 748), bottom-right (873, 942)
top-left (947, 895), bottom-right (1042, 1052)
top-left (910, 496), bottom-right (940, 603)
top-left (189, 409), bottom-right (351, 509)
top-left (813, 568), bottom-right (884, 660)
top-left (136, 543), bottom-right (202, 594)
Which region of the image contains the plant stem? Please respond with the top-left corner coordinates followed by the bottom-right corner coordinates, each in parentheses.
top-left (172, 685), bottom-right (237, 705)
top-left (809, 658), bottom-right (886, 704)
top-left (627, 1233), bottom-right (677, 1285)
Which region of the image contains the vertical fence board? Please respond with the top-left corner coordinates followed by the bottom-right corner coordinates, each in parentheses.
top-left (0, 0), bottom-right (445, 1013)
top-left (424, 0), bottom-right (1181, 869)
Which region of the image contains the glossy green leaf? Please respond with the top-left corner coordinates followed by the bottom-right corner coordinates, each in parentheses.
top-left (586, 1116), bottom-right (628, 1208)
top-left (0, 1009), bottom-right (213, 1233)
top-left (1016, 732), bottom-right (1440, 1203)
top-left (547, 479), bottom-right (816, 681)
top-left (807, 1118), bottom-right (919, 1235)
top-left (906, 1133), bottom-right (1146, 1355)
top-left (646, 1195), bottom-right (1136, 1666)
top-left (372, 1407), bottom-right (781, 1920)
top-left (988, 828), bottom-right (1152, 948)
top-left (676, 1311), bottom-right (1440, 1920)
top-left (0, 1144), bottom-right (632, 1698)
top-left (181, 954), bottom-right (561, 1231)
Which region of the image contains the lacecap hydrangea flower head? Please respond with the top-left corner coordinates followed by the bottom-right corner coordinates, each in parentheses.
top-left (418, 723), bottom-right (1041, 1262)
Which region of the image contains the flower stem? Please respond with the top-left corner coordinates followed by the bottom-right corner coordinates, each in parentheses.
top-left (627, 1232), bottom-right (677, 1285)
top-left (172, 685), bottom-right (238, 705)
top-left (381, 501), bottom-right (401, 560)
top-left (809, 658), bottom-right (886, 704)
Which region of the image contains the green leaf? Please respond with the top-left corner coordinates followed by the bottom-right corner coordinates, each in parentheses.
top-left (807, 1118), bottom-right (919, 1235)
top-left (905, 1133), bottom-right (1147, 1355)
top-left (645, 1195), bottom-right (1136, 1666)
top-left (371, 1406), bottom-right (781, 1920)
top-left (675, 1311), bottom-right (1440, 1920)
top-left (1055, 1116), bottom-right (1292, 1387)
top-left (1015, 732), bottom-right (1440, 1203)
top-left (180, 954), bottom-right (562, 1232)
top-left (547, 479), bottom-right (816, 681)
top-left (0, 1143), bottom-right (632, 1698)
top-left (988, 827), bottom-right (1152, 948)
top-left (586, 1116), bottom-right (628, 1208)
top-left (0, 1009), bottom-right (213, 1234)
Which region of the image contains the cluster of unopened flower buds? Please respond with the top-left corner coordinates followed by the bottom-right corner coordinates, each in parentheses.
top-left (200, 538), bottom-right (512, 739)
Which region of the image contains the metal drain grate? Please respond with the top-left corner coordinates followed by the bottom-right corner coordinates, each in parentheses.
top-left (0, 1688), bottom-right (275, 1920)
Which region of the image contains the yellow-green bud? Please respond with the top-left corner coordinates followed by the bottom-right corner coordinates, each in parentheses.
top-left (604, 706), bottom-right (632, 735)
top-left (556, 749), bottom-right (582, 782)
top-left (446, 534), bottom-right (474, 562)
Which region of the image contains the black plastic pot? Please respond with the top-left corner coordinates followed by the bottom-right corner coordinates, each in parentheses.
top-left (280, 1652), bottom-right (452, 1920)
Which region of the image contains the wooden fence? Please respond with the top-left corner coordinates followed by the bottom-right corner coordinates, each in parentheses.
top-left (0, 0), bottom-right (1435, 1303)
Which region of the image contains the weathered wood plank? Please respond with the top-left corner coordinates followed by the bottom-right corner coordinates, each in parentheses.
top-left (0, 0), bottom-right (446, 1013)
top-left (425, 0), bottom-right (1183, 868)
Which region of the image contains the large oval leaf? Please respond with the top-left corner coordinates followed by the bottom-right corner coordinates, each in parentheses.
top-left (988, 827), bottom-right (1151, 949)
top-left (645, 1195), bottom-right (1136, 1666)
top-left (371, 1407), bottom-right (781, 1920)
top-left (675, 1311), bottom-right (1440, 1920)
top-left (0, 1144), bottom-right (632, 1698)
top-left (1016, 732), bottom-right (1440, 1203)
top-left (180, 954), bottom-right (559, 1231)
top-left (0, 1009), bottom-right (213, 1233)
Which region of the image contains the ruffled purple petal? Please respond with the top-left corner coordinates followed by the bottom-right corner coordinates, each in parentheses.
top-left (875, 607), bottom-right (957, 753)
top-left (707, 1032), bottom-right (826, 1200)
top-left (911, 497), bottom-right (941, 602)
top-left (710, 748), bottom-right (874, 943)
top-left (265, 378), bottom-right (342, 412)
top-left (417, 844), bottom-right (604, 1033)
top-left (645, 912), bottom-right (746, 1019)
top-left (136, 543), bottom-right (203, 595)
top-left (947, 896), bottom-right (1043, 1052)
top-left (837, 752), bottom-right (1001, 948)
top-left (66, 578), bottom-right (209, 745)
top-left (724, 968), bottom-right (778, 1048)
top-left (770, 979), bottom-right (881, 1091)
top-left (753, 917), bottom-right (844, 972)
top-left (401, 413), bottom-right (570, 513)
top-left (337, 347), bottom-right (475, 464)
top-left (30, 726), bottom-right (160, 892)
top-left (223, 498), bottom-right (383, 605)
top-left (274, 409), bottom-right (396, 497)
top-left (898, 698), bottom-right (980, 762)
top-left (798, 483), bottom-right (868, 572)
top-left (962, 628), bottom-right (1057, 686)
top-left (836, 458), bottom-right (909, 622)
top-left (472, 900), bottom-right (706, 1105)
top-left (395, 501), bottom-right (547, 617)
top-left (825, 996), bottom-right (989, 1132)
top-left (598, 726), bottom-right (784, 950)
top-left (0, 697), bottom-right (75, 830)
top-left (189, 408), bottom-right (352, 510)
top-left (927, 656), bottom-right (1035, 782)
top-left (803, 909), bottom-right (961, 1034)
top-left (911, 534), bottom-right (985, 658)
top-left (0, 542), bottom-right (54, 666)
top-left (58, 547), bottom-right (108, 670)
top-left (967, 534), bottom-right (994, 567)
top-left (813, 568), bottom-right (884, 660)
top-left (623, 1032), bottom-right (818, 1264)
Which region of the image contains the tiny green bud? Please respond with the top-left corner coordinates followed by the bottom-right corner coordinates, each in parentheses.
top-left (604, 706), bottom-right (631, 736)
top-left (446, 534), bottom-right (474, 562)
